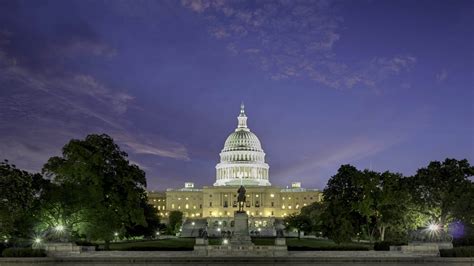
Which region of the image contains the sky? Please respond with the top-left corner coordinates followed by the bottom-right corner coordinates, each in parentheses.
top-left (0, 0), bottom-right (472, 191)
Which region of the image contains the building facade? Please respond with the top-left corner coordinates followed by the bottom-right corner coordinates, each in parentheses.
top-left (148, 104), bottom-right (322, 236)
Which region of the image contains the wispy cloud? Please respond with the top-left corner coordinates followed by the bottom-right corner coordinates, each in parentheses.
top-left (436, 69), bottom-right (448, 82)
top-left (0, 18), bottom-right (190, 172)
top-left (182, 0), bottom-right (416, 90)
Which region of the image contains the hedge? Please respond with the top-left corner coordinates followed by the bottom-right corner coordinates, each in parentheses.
top-left (288, 245), bottom-right (370, 251)
top-left (2, 248), bottom-right (47, 257)
top-left (440, 246), bottom-right (474, 257)
top-left (374, 241), bottom-right (407, 251)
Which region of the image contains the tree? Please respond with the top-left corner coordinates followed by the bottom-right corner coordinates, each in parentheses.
top-left (372, 171), bottom-right (412, 241)
top-left (284, 213), bottom-right (312, 239)
top-left (407, 158), bottom-right (474, 226)
top-left (42, 134), bottom-right (149, 249)
top-left (0, 160), bottom-right (43, 240)
top-left (322, 165), bottom-right (413, 242)
top-left (321, 165), bottom-right (364, 243)
top-left (168, 211), bottom-right (183, 234)
top-left (125, 202), bottom-right (161, 238)
top-left (300, 202), bottom-right (325, 234)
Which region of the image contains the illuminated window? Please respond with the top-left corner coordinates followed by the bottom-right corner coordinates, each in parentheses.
top-left (185, 204), bottom-right (189, 209)
top-left (270, 194), bottom-right (275, 198)
top-left (282, 205), bottom-right (285, 209)
top-left (171, 204), bottom-right (175, 209)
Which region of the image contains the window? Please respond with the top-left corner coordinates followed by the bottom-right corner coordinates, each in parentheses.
top-left (246, 202), bottom-right (251, 207)
top-left (209, 202), bottom-right (212, 207)
top-left (224, 201), bottom-right (228, 208)
top-left (255, 201), bottom-right (260, 208)
top-left (199, 204), bottom-right (202, 209)
top-left (233, 201), bottom-right (237, 207)
top-left (185, 204), bottom-right (189, 209)
top-left (271, 211), bottom-right (274, 216)
top-left (271, 202), bottom-right (274, 207)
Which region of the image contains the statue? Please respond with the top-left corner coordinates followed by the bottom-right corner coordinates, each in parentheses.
top-left (237, 185), bottom-right (246, 212)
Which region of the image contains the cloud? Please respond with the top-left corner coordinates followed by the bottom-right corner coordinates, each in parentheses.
top-left (0, 12), bottom-right (190, 173)
top-left (114, 133), bottom-right (190, 161)
top-left (436, 69), bottom-right (448, 82)
top-left (182, 0), bottom-right (416, 90)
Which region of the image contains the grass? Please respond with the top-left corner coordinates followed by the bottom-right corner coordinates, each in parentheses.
top-left (104, 237), bottom-right (371, 251)
top-left (2, 248), bottom-right (47, 257)
top-left (106, 238), bottom-right (195, 251)
top-left (285, 238), bottom-right (371, 251)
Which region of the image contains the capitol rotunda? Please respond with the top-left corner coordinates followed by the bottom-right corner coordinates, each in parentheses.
top-left (214, 104), bottom-right (270, 186)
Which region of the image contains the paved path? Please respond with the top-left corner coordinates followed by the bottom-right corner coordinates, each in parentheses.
top-left (60, 250), bottom-right (434, 258)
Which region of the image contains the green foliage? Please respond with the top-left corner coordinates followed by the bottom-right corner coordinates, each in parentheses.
top-left (406, 158), bottom-right (474, 225)
top-left (373, 241), bottom-right (407, 251)
top-left (284, 213), bottom-right (312, 238)
top-left (168, 211), bottom-right (183, 234)
top-left (440, 246), bottom-right (474, 257)
top-left (0, 160), bottom-right (43, 238)
top-left (322, 165), bottom-right (422, 243)
top-left (125, 202), bottom-right (162, 238)
top-left (321, 165), bottom-right (364, 243)
top-left (300, 202), bottom-right (325, 233)
top-left (41, 134), bottom-right (149, 246)
top-left (1, 248), bottom-right (46, 257)
top-left (104, 238), bottom-right (194, 251)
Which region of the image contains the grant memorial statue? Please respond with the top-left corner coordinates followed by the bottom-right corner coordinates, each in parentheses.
top-left (237, 185), bottom-right (246, 212)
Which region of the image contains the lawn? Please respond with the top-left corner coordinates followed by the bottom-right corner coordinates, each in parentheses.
top-left (103, 237), bottom-right (371, 251)
top-left (252, 238), bottom-right (371, 250)
top-left (105, 238), bottom-right (195, 251)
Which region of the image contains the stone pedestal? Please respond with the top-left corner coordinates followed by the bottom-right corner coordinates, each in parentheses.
top-left (231, 211), bottom-right (253, 245)
top-left (390, 242), bottom-right (453, 254)
top-left (275, 238), bottom-right (286, 246)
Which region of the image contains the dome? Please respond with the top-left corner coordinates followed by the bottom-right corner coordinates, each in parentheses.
top-left (214, 103), bottom-right (271, 187)
top-left (222, 130), bottom-right (262, 152)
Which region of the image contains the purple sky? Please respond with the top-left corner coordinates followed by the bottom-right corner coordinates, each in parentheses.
top-left (0, 0), bottom-right (473, 191)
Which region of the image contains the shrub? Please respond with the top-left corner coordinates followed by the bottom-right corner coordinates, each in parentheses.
top-left (440, 246), bottom-right (474, 257)
top-left (0, 243), bottom-right (10, 256)
top-left (453, 236), bottom-right (474, 247)
top-left (75, 240), bottom-right (98, 247)
top-left (120, 246), bottom-right (193, 251)
top-left (288, 245), bottom-right (369, 251)
top-left (2, 248), bottom-right (46, 257)
top-left (374, 241), bottom-right (407, 251)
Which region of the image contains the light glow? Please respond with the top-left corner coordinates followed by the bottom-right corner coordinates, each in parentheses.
top-left (55, 225), bottom-right (65, 232)
top-left (428, 223), bottom-right (440, 231)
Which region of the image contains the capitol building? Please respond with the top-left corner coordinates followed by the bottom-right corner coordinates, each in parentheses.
top-left (148, 104), bottom-right (322, 236)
